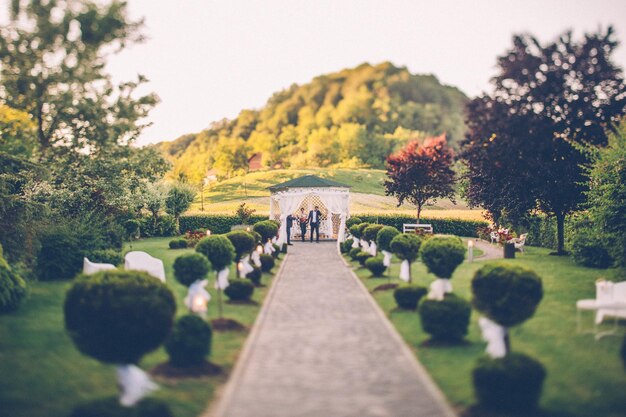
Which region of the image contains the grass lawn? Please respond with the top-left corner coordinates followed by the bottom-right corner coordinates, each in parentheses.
top-left (347, 245), bottom-right (626, 417)
top-left (0, 237), bottom-right (282, 417)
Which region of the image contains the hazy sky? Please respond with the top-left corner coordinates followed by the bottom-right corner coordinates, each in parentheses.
top-left (5, 1), bottom-right (626, 145)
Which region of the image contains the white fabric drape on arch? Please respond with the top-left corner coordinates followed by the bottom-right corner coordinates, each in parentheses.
top-left (274, 193), bottom-right (307, 246)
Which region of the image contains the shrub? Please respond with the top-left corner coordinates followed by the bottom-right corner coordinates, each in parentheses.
top-left (471, 263), bottom-right (543, 327)
top-left (355, 250), bottom-right (372, 266)
top-left (253, 220), bottom-right (279, 242)
top-left (272, 243), bottom-right (281, 259)
top-left (250, 230), bottom-right (262, 244)
top-left (180, 214), bottom-right (267, 234)
top-left (420, 235), bottom-right (465, 279)
top-left (571, 232), bottom-right (613, 268)
top-left (390, 233), bottom-right (422, 263)
top-left (69, 398), bottom-right (174, 417)
top-left (0, 252), bottom-right (27, 313)
top-left (473, 353), bottom-right (546, 412)
top-left (235, 202), bottom-right (256, 225)
top-left (226, 230), bottom-right (256, 261)
top-left (621, 335), bottom-right (626, 370)
top-left (36, 230), bottom-right (83, 281)
top-left (363, 224), bottom-right (384, 243)
top-left (340, 238), bottom-right (354, 254)
top-left (356, 222), bottom-right (370, 238)
top-left (224, 279), bottom-right (254, 301)
top-left (165, 315), bottom-right (212, 367)
top-left (124, 219), bottom-right (141, 240)
top-left (87, 249), bottom-right (123, 266)
top-left (196, 235), bottom-right (236, 271)
top-left (346, 217), bottom-right (362, 228)
top-left (349, 247), bottom-right (362, 261)
top-left (349, 224), bottom-right (364, 239)
top-left (173, 253), bottom-right (211, 287)
top-left (365, 256), bottom-right (386, 277)
top-left (246, 265), bottom-right (262, 286)
top-left (376, 226), bottom-right (400, 252)
top-left (184, 230), bottom-right (206, 248)
top-left (393, 285), bottom-right (427, 310)
top-left (64, 270), bottom-right (176, 364)
top-left (169, 238), bottom-right (187, 249)
top-left (419, 294), bottom-right (471, 341)
top-left (260, 254), bottom-right (275, 273)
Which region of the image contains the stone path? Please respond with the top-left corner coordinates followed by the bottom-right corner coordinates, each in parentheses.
top-left (472, 239), bottom-right (503, 261)
top-left (212, 241), bottom-right (456, 417)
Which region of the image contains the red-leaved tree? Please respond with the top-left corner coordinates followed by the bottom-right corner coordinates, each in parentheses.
top-left (384, 134), bottom-right (456, 222)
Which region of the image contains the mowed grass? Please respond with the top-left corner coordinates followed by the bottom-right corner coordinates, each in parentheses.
top-left (347, 245), bottom-right (626, 417)
top-left (0, 237), bottom-right (282, 417)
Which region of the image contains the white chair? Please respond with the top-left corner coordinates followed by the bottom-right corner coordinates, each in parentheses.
top-left (403, 224), bottom-right (433, 234)
top-left (576, 280), bottom-right (626, 339)
top-left (490, 231), bottom-right (499, 244)
top-left (514, 233), bottom-right (527, 252)
top-left (83, 257), bottom-right (116, 275)
top-left (124, 251), bottom-right (166, 283)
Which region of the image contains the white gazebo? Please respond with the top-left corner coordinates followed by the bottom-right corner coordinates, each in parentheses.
top-left (268, 175), bottom-right (350, 248)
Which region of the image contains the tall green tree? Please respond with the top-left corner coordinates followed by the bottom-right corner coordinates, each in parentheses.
top-left (463, 29), bottom-right (626, 254)
top-left (165, 182), bottom-right (196, 234)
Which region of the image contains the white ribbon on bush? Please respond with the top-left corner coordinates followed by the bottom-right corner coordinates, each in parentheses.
top-left (478, 317), bottom-right (507, 358)
top-left (251, 251), bottom-right (262, 267)
top-left (184, 279), bottom-right (210, 314)
top-left (361, 240), bottom-right (370, 252)
top-left (352, 238), bottom-right (360, 248)
top-left (271, 236), bottom-right (277, 244)
top-left (240, 255), bottom-right (254, 278)
top-left (215, 267), bottom-right (230, 290)
top-left (116, 364), bottom-right (158, 407)
top-left (382, 250), bottom-right (392, 267)
top-left (368, 241), bottom-right (377, 256)
top-left (399, 260), bottom-right (410, 282)
top-left (427, 278), bottom-right (453, 301)
top-left (264, 241), bottom-right (274, 255)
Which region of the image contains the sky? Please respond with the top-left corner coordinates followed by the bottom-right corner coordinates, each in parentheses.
top-left (5, 0), bottom-right (626, 145)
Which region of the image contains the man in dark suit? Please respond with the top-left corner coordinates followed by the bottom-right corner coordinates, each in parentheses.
top-left (285, 213), bottom-right (294, 245)
top-left (308, 206), bottom-right (322, 243)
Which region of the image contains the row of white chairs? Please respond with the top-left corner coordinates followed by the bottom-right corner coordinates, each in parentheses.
top-left (83, 251), bottom-right (166, 282)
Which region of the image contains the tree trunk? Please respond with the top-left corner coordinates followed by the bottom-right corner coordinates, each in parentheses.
top-left (416, 204), bottom-right (422, 224)
top-left (556, 212), bottom-right (565, 255)
top-left (175, 215), bottom-right (180, 235)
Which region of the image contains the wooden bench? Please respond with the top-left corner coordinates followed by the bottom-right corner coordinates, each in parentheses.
top-left (402, 224), bottom-right (433, 234)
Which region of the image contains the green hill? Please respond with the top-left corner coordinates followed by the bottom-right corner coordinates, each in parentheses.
top-left (160, 62), bottom-right (468, 183)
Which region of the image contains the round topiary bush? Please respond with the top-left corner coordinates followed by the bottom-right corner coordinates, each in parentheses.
top-left (36, 230), bottom-right (83, 281)
top-left (169, 238), bottom-right (187, 249)
top-left (365, 256), bottom-right (386, 277)
top-left (419, 294), bottom-right (471, 342)
top-left (226, 230), bottom-right (256, 261)
top-left (87, 249), bottom-right (124, 266)
top-left (224, 279), bottom-right (254, 301)
top-left (571, 233), bottom-right (613, 268)
top-left (420, 235), bottom-right (465, 279)
top-left (349, 224), bottom-right (364, 240)
top-left (0, 253), bottom-right (27, 313)
top-left (165, 315), bottom-right (212, 367)
top-left (260, 254), bottom-right (275, 273)
top-left (390, 233), bottom-right (422, 262)
top-left (341, 238), bottom-right (354, 254)
top-left (376, 226), bottom-right (400, 252)
top-left (355, 250), bottom-right (372, 266)
top-left (363, 224), bottom-right (384, 243)
top-left (471, 263), bottom-right (543, 327)
top-left (253, 220), bottom-right (279, 243)
top-left (349, 247), bottom-right (362, 261)
top-left (249, 231), bottom-right (262, 244)
top-left (246, 265), bottom-right (262, 286)
top-left (472, 353), bottom-right (546, 412)
top-left (272, 243), bottom-right (281, 259)
top-left (393, 285), bottom-right (427, 310)
top-left (173, 253), bottom-right (211, 287)
top-left (64, 270), bottom-right (176, 364)
top-left (356, 222), bottom-right (370, 239)
top-left (346, 217), bottom-right (363, 228)
top-left (196, 235), bottom-right (236, 271)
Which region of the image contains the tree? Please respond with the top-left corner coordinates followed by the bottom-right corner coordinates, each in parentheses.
top-left (463, 29), bottom-right (626, 254)
top-left (384, 134), bottom-right (456, 222)
top-left (165, 182), bottom-right (196, 234)
top-left (143, 183), bottom-right (166, 233)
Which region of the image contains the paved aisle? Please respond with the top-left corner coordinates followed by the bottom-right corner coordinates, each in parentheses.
top-left (214, 242), bottom-right (456, 417)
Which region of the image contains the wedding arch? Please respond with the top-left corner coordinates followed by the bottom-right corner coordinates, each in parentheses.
top-left (268, 175), bottom-right (351, 248)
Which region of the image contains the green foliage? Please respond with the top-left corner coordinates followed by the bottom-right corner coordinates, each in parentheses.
top-left (471, 263), bottom-right (543, 328)
top-left (393, 285), bottom-right (427, 310)
top-left (259, 254), bottom-right (275, 273)
top-left (348, 247), bottom-right (362, 261)
top-left (363, 224), bottom-right (384, 243)
top-left (346, 217), bottom-right (362, 228)
top-left (246, 266), bottom-right (262, 286)
top-left (355, 251), bottom-right (372, 266)
top-left (358, 214), bottom-right (486, 237)
top-left (472, 353), bottom-right (546, 412)
top-left (365, 256), bottom-right (386, 277)
top-left (420, 235), bottom-right (465, 279)
top-left (87, 249), bottom-right (123, 266)
top-left (226, 230), bottom-right (256, 261)
top-left (140, 214), bottom-right (176, 238)
top-left (376, 226), bottom-right (400, 252)
top-left (36, 230), bottom-right (83, 281)
top-left (169, 238), bottom-right (188, 249)
top-left (165, 183), bottom-right (196, 234)
top-left (64, 270), bottom-right (176, 364)
top-left (195, 235), bottom-right (236, 271)
top-left (571, 231), bottom-right (613, 269)
top-left (250, 230), bottom-right (263, 244)
top-left (621, 336), bottom-right (626, 371)
top-left (418, 294), bottom-right (471, 342)
top-left (272, 243), bottom-right (281, 259)
top-left (69, 398), bottom-right (174, 417)
top-left (253, 220), bottom-right (279, 242)
top-left (390, 233), bottom-right (422, 263)
top-left (356, 222), bottom-right (370, 238)
top-left (173, 253), bottom-right (211, 287)
top-left (340, 238), bottom-right (354, 254)
top-left (235, 202), bottom-right (256, 225)
top-left (165, 315), bottom-right (212, 367)
top-left (0, 249), bottom-right (27, 313)
top-left (224, 279), bottom-right (254, 301)
top-left (349, 224), bottom-right (364, 239)
top-left (124, 219), bottom-right (140, 240)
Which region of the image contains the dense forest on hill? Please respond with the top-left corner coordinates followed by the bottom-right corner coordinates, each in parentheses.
top-left (159, 62), bottom-right (468, 183)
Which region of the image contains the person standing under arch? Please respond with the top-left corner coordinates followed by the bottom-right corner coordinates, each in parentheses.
top-left (298, 208), bottom-right (308, 242)
top-left (308, 205), bottom-right (322, 243)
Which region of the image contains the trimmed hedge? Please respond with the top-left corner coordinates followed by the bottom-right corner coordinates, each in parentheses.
top-left (357, 215), bottom-right (487, 237)
top-left (355, 251), bottom-right (372, 266)
top-left (173, 253), bottom-right (211, 287)
top-left (365, 256), bottom-right (386, 277)
top-left (169, 238), bottom-right (188, 249)
top-left (224, 279), bottom-right (254, 301)
top-left (180, 215), bottom-right (268, 234)
top-left (87, 249), bottom-right (124, 266)
top-left (394, 285), bottom-right (427, 310)
top-left (260, 254), bottom-right (275, 272)
top-left (165, 315), bottom-right (212, 367)
top-left (419, 293), bottom-right (471, 342)
top-left (420, 235), bottom-right (466, 279)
